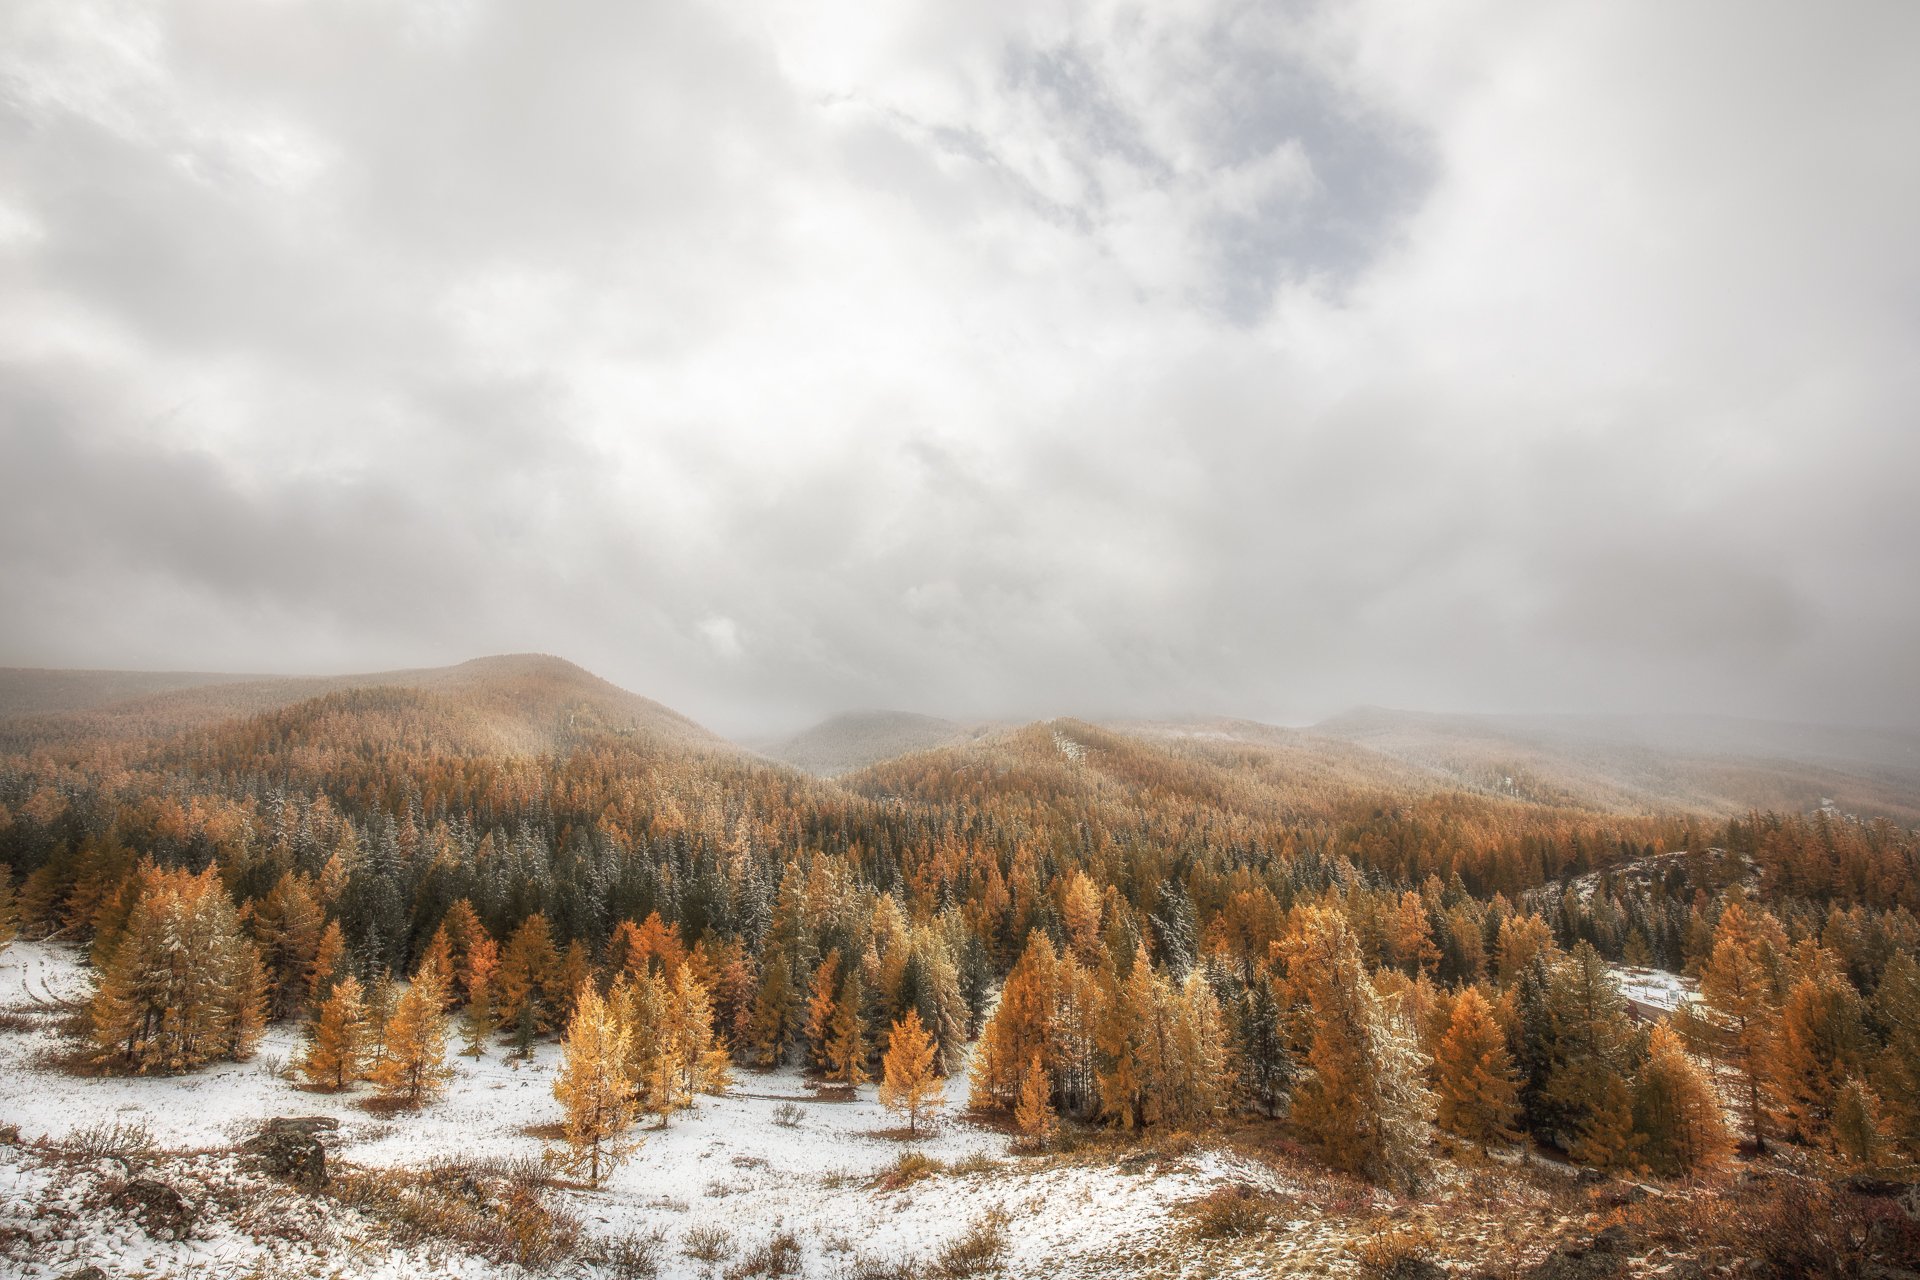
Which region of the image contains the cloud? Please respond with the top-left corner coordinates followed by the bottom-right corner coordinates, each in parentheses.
top-left (1, 0), bottom-right (1917, 734)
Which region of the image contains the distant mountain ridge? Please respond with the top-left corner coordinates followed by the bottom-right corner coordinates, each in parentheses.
top-left (758, 709), bottom-right (995, 776)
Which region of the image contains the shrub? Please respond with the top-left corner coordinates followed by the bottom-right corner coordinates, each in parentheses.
top-left (872, 1150), bottom-right (945, 1190)
top-left (329, 1155), bottom-right (582, 1269)
top-left (1182, 1184), bottom-right (1284, 1240)
top-left (595, 1227), bottom-right (667, 1280)
top-left (772, 1102), bottom-right (805, 1128)
top-left (683, 1224), bottom-right (736, 1264)
top-left (63, 1118), bottom-right (155, 1166)
top-left (932, 1210), bottom-right (1009, 1278)
top-left (727, 1229), bottom-right (803, 1279)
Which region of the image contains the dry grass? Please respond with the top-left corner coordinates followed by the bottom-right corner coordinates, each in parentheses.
top-left (683, 1223), bottom-right (736, 1264)
top-left (871, 1150), bottom-right (946, 1190)
top-left (930, 1209), bottom-right (1010, 1278)
top-left (726, 1228), bottom-right (803, 1279)
top-left (327, 1154), bottom-right (583, 1269)
top-left (1179, 1184), bottom-right (1286, 1240)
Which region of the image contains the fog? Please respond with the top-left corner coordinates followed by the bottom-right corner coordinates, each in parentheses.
top-left (3, 1), bottom-right (1917, 735)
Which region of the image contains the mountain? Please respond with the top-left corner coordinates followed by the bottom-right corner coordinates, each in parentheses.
top-left (1307, 706), bottom-right (1920, 824)
top-left (757, 709), bottom-right (991, 776)
top-left (0, 654), bottom-right (720, 755)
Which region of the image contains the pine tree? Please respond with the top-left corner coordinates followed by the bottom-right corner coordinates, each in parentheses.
top-left (880, 1008), bottom-right (943, 1137)
top-left (552, 984), bottom-right (638, 1186)
top-left (1434, 986), bottom-right (1521, 1153)
top-left (301, 974), bottom-right (369, 1091)
top-left (1633, 1024), bottom-right (1730, 1177)
top-left (1542, 943), bottom-right (1638, 1167)
top-left (370, 965), bottom-right (452, 1106)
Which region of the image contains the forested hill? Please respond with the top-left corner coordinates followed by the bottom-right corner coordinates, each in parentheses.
top-left (0, 654), bottom-right (719, 757)
top-left (3, 653), bottom-right (1919, 1198)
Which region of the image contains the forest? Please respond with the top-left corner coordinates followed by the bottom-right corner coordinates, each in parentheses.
top-left (3, 661), bottom-right (1919, 1276)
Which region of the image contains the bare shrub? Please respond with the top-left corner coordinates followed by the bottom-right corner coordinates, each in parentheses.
top-left (63, 1117), bottom-right (155, 1166)
top-left (1350, 1222), bottom-right (1440, 1276)
top-left (595, 1226), bottom-right (668, 1280)
top-left (1181, 1184), bottom-right (1284, 1240)
top-left (837, 1253), bottom-right (919, 1280)
top-left (683, 1224), bottom-right (736, 1264)
top-left (872, 1150), bottom-right (945, 1190)
top-left (771, 1102), bottom-right (806, 1128)
top-left (329, 1155), bottom-right (583, 1269)
top-left (932, 1209), bottom-right (1009, 1278)
top-left (727, 1229), bottom-right (803, 1279)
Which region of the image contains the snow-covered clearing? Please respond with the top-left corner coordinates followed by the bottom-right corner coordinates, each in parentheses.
top-left (0, 942), bottom-right (1325, 1279)
top-left (1610, 965), bottom-right (1697, 1016)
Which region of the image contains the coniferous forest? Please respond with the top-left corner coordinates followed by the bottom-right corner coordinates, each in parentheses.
top-left (3, 656), bottom-right (1919, 1276)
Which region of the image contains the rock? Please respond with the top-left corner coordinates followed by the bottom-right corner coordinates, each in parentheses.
top-left (1521, 1226), bottom-right (1632, 1280)
top-left (1383, 1259), bottom-right (1447, 1280)
top-left (0, 1124), bottom-right (20, 1145)
top-left (117, 1177), bottom-right (194, 1241)
top-left (60, 1268), bottom-right (107, 1280)
top-left (238, 1117), bottom-right (336, 1189)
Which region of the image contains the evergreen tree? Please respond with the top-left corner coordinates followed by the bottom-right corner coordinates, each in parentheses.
top-left (0, 873), bottom-right (16, 954)
top-left (880, 1008), bottom-right (943, 1137)
top-left (89, 864), bottom-right (267, 1074)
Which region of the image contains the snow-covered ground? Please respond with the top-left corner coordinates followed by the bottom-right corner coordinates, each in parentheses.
top-left (0, 942), bottom-right (1312, 1279)
top-left (1610, 964), bottom-right (1697, 1015)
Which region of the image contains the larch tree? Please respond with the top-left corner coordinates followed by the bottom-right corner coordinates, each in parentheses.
top-left (1872, 950), bottom-right (1920, 1155)
top-left (1772, 972), bottom-right (1869, 1147)
top-left (1280, 907), bottom-right (1434, 1190)
top-left (1831, 1076), bottom-right (1886, 1167)
top-left (301, 973), bottom-right (369, 1091)
top-left (552, 984), bottom-right (638, 1186)
top-left (89, 863), bottom-right (268, 1074)
top-left (370, 962), bottom-right (452, 1106)
top-left (804, 950), bottom-right (843, 1073)
top-left (1696, 904), bottom-right (1782, 1152)
top-left (496, 912), bottom-right (562, 1040)
top-left (1434, 986), bottom-right (1521, 1153)
top-left (1632, 1024), bottom-right (1730, 1178)
top-left (1014, 1052), bottom-right (1057, 1140)
top-left (0, 873), bottom-right (16, 953)
top-left (880, 1008), bottom-right (943, 1137)
top-left (968, 930), bottom-right (1059, 1112)
top-left (250, 871), bottom-right (324, 1021)
top-left (826, 965), bottom-right (871, 1086)
top-left (460, 934), bottom-right (499, 1057)
top-left (306, 920), bottom-right (350, 1017)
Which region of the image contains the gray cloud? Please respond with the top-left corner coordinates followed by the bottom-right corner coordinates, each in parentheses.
top-left (1, 0), bottom-right (1917, 736)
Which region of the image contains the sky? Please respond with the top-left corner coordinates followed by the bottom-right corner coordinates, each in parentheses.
top-left (2, 0), bottom-right (1918, 737)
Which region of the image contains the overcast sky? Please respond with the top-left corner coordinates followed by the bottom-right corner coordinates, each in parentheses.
top-left (3, 0), bottom-right (1917, 735)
